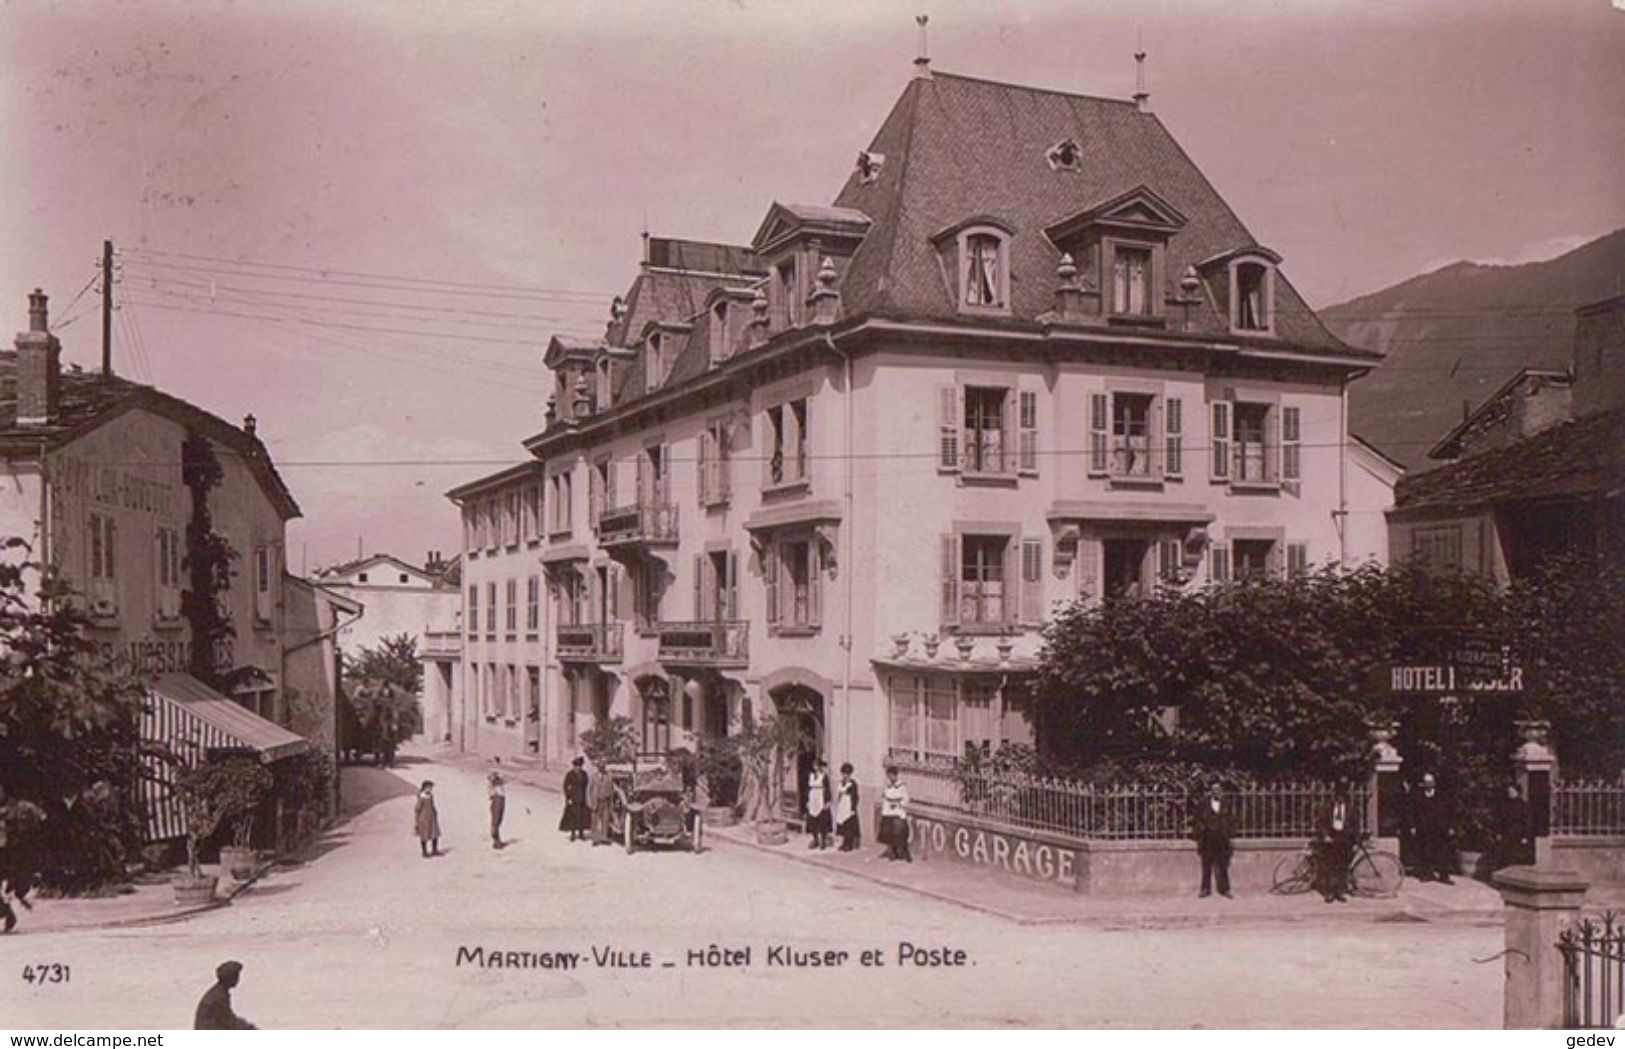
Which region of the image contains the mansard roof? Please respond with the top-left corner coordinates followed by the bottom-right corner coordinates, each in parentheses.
top-left (828, 71), bottom-right (1363, 356)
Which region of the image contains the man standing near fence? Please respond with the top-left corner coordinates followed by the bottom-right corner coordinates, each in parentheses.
top-left (1406, 772), bottom-right (1455, 884)
top-left (1192, 782), bottom-right (1234, 898)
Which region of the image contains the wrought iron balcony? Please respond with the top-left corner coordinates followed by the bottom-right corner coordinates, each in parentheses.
top-left (555, 621), bottom-right (624, 663)
top-left (656, 619), bottom-right (749, 667)
top-left (596, 500), bottom-right (679, 550)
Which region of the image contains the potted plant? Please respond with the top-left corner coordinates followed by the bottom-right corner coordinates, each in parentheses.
top-left (172, 754), bottom-right (272, 904)
top-left (696, 736), bottom-right (743, 827)
top-left (735, 711), bottom-right (812, 846)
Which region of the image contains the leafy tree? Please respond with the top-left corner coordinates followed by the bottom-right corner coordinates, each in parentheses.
top-left (0, 540), bottom-right (152, 890)
top-left (1506, 550), bottom-right (1625, 777)
top-left (1032, 562), bottom-right (1504, 781)
top-left (179, 431), bottom-right (236, 686)
top-left (342, 634), bottom-right (423, 757)
top-left (173, 753), bottom-right (272, 875)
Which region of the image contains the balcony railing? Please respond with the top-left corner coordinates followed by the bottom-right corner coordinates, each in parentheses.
top-left (960, 438), bottom-right (1016, 478)
top-left (555, 621), bottom-right (624, 663)
top-left (596, 500), bottom-right (679, 548)
top-left (1232, 442), bottom-right (1278, 485)
top-left (420, 629), bottom-right (462, 661)
top-left (657, 619), bottom-right (749, 667)
top-left (1109, 440), bottom-right (1161, 481)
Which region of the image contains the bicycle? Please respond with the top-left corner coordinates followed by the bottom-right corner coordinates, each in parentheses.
top-left (1271, 833), bottom-right (1404, 898)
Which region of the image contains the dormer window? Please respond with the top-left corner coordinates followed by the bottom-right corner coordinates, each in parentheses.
top-left (1231, 258), bottom-right (1275, 333)
top-left (709, 300), bottom-right (729, 365)
top-left (1046, 138), bottom-right (1081, 172)
top-left (1111, 245), bottom-right (1153, 316)
top-left (773, 260), bottom-right (800, 329)
top-left (646, 333), bottom-right (664, 394)
top-left (938, 223), bottom-right (1013, 314)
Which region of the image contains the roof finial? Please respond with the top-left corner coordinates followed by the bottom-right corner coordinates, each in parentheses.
top-left (914, 14), bottom-right (932, 80)
top-left (1134, 29), bottom-right (1150, 113)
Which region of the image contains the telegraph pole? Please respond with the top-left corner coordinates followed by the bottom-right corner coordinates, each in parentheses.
top-left (101, 239), bottom-right (114, 378)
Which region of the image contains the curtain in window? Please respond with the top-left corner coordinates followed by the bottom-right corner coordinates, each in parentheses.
top-left (923, 680), bottom-right (956, 757)
top-left (889, 677), bottom-right (920, 758)
top-left (967, 236), bottom-right (1000, 306)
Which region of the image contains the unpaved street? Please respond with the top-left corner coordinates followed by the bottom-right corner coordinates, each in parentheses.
top-left (6, 757), bottom-right (1501, 1028)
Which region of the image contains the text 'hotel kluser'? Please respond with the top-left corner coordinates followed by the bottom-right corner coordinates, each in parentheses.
top-left (446, 51), bottom-right (1398, 810)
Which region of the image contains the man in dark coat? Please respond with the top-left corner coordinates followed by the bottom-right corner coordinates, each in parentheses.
top-left (194, 960), bottom-right (256, 1030)
top-left (1406, 772), bottom-right (1455, 883)
top-left (560, 757), bottom-right (590, 841)
top-left (1314, 785), bottom-right (1356, 903)
top-left (1191, 782), bottom-right (1235, 898)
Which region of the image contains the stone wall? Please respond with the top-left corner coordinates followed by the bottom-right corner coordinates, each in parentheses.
top-left (906, 804), bottom-right (1308, 896)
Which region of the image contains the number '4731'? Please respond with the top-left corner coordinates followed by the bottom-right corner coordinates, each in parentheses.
top-left (22, 964), bottom-right (70, 984)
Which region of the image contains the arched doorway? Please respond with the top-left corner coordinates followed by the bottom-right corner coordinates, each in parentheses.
top-left (771, 684), bottom-right (825, 825)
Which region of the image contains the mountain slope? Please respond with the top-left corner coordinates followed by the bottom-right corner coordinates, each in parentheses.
top-left (1326, 229), bottom-right (1625, 470)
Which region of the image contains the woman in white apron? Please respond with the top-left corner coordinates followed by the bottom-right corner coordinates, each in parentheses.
top-left (805, 758), bottom-right (833, 849)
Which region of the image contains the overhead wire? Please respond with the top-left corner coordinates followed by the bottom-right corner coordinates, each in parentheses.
top-left (127, 281), bottom-right (558, 382)
top-left (120, 244), bottom-right (617, 299)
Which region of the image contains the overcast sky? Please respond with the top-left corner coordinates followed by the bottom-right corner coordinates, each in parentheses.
top-left (3, 0), bottom-right (1622, 570)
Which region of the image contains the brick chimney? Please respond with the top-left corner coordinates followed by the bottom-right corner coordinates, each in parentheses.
top-left (16, 289), bottom-right (61, 426)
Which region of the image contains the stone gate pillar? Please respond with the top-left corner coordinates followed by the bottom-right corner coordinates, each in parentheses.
top-left (1513, 719), bottom-right (1556, 867)
top-left (1492, 866), bottom-right (1588, 1029)
top-left (1368, 720), bottom-right (1403, 855)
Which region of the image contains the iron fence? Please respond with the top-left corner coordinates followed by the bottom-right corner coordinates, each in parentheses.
top-left (1560, 912), bottom-right (1625, 1028)
top-left (1552, 780), bottom-right (1625, 837)
top-left (889, 756), bottom-right (1361, 842)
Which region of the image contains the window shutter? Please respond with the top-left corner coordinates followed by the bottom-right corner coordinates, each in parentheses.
top-left (938, 386), bottom-right (961, 470)
top-left (692, 554), bottom-right (704, 620)
top-left (635, 454), bottom-right (648, 507)
top-left (584, 571), bottom-right (599, 627)
top-left (1089, 393), bottom-right (1109, 475)
top-left (1158, 539), bottom-right (1182, 584)
top-left (808, 543), bottom-right (822, 627)
top-left (716, 425), bottom-right (730, 502)
top-left (1019, 389), bottom-right (1038, 473)
top-left (1165, 397), bottom-right (1184, 477)
top-left (589, 466), bottom-right (602, 527)
top-left (1287, 542), bottom-right (1308, 578)
top-left (1077, 537), bottom-right (1100, 604)
top-left (1210, 401), bottom-right (1231, 481)
top-left (764, 543), bottom-right (780, 624)
top-left (697, 430), bottom-right (710, 506)
top-left (940, 534), bottom-right (960, 626)
top-left (1021, 538), bottom-right (1043, 623)
top-left (1282, 406), bottom-right (1302, 482)
top-left (1211, 545), bottom-right (1231, 583)
top-left (1003, 538), bottom-right (1020, 625)
top-left (727, 551), bottom-right (740, 620)
top-left (1267, 406), bottom-right (1284, 483)
top-left (1000, 388), bottom-right (1015, 474)
top-left (1267, 540), bottom-right (1285, 579)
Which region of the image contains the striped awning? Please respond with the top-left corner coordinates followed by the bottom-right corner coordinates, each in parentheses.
top-left (149, 673), bottom-right (308, 763)
top-left (140, 673), bottom-right (309, 841)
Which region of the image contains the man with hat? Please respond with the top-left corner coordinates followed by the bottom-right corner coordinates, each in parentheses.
top-left (488, 764), bottom-right (507, 849)
top-left (1191, 781), bottom-right (1235, 899)
top-left (194, 960), bottom-right (257, 1030)
top-left (1406, 772), bottom-right (1455, 884)
top-left (560, 756), bottom-right (590, 841)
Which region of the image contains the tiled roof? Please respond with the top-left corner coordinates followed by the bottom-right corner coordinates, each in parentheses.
top-left (828, 72), bottom-right (1360, 355)
top-left (645, 237), bottom-right (763, 277)
top-left (1392, 407), bottom-right (1625, 515)
top-left (607, 266), bottom-right (758, 408)
top-left (0, 365), bottom-right (301, 519)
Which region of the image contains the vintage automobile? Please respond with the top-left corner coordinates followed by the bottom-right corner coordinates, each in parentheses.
top-left (606, 754), bottom-right (703, 854)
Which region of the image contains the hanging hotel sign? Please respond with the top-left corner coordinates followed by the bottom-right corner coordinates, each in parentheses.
top-left (1379, 636), bottom-right (1529, 696)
